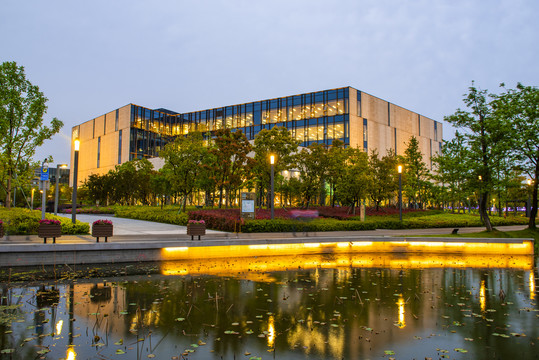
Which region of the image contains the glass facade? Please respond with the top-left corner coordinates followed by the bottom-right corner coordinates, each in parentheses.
top-left (128, 87), bottom-right (350, 160)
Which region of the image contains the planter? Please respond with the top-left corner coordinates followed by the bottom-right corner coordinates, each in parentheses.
top-left (187, 223), bottom-right (206, 240)
top-left (92, 224), bottom-right (113, 243)
top-left (38, 223), bottom-right (62, 244)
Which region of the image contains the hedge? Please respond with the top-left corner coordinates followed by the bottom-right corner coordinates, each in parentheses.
top-left (0, 208), bottom-right (89, 235)
top-left (114, 206), bottom-right (189, 226)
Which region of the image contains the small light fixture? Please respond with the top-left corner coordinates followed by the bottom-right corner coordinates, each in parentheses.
top-left (397, 165), bottom-right (403, 174)
top-left (270, 155), bottom-right (275, 165)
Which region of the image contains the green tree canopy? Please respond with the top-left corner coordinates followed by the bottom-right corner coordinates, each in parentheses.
top-left (444, 83), bottom-right (512, 231)
top-left (493, 83), bottom-right (539, 228)
top-left (0, 61), bottom-right (63, 208)
top-left (160, 131), bottom-right (208, 212)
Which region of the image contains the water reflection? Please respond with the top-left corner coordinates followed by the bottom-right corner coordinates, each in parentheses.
top-left (530, 271), bottom-right (535, 300)
top-left (0, 253), bottom-right (536, 360)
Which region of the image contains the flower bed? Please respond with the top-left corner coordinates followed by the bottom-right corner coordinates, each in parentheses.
top-left (187, 220), bottom-right (206, 240)
top-left (92, 220), bottom-right (113, 242)
top-left (38, 219), bottom-right (62, 244)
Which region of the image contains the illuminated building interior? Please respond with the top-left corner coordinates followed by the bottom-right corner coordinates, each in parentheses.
top-left (71, 86), bottom-right (443, 184)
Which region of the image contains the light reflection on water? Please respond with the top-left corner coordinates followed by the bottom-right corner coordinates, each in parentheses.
top-left (0, 253), bottom-right (537, 360)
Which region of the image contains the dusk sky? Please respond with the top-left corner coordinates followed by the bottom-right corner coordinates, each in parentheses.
top-left (2, 0), bottom-right (538, 166)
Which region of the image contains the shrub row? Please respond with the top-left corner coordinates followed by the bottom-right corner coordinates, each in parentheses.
top-left (189, 209), bottom-right (243, 232)
top-left (0, 208), bottom-right (89, 235)
top-left (241, 213), bottom-right (528, 233)
top-left (114, 206), bottom-right (189, 226)
top-left (63, 206), bottom-right (115, 214)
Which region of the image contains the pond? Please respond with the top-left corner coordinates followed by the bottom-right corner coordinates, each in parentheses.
top-left (0, 253), bottom-right (537, 360)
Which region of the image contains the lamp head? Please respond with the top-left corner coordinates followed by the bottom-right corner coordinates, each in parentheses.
top-left (397, 165), bottom-right (402, 174)
top-left (527, 179), bottom-right (532, 186)
top-left (59, 164), bottom-right (68, 169)
top-left (270, 154), bottom-right (275, 165)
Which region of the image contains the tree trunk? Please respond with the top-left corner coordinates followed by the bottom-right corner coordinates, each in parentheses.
top-left (480, 191), bottom-right (493, 231)
top-left (181, 195), bottom-right (187, 213)
top-left (6, 170), bottom-right (12, 209)
top-left (529, 166), bottom-right (538, 229)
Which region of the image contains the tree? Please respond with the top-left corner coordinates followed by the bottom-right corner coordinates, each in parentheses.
top-left (253, 127), bottom-right (298, 208)
top-left (335, 147), bottom-right (370, 214)
top-left (160, 131), bottom-right (208, 212)
top-left (403, 136), bottom-right (429, 209)
top-left (493, 83), bottom-right (539, 229)
top-left (326, 139), bottom-right (348, 207)
top-left (296, 143), bottom-right (328, 208)
top-left (367, 149), bottom-right (399, 210)
top-left (211, 129), bottom-right (253, 208)
top-left (150, 169), bottom-right (172, 209)
top-left (444, 83), bottom-right (511, 231)
top-left (431, 132), bottom-right (470, 213)
top-left (0, 61), bottom-right (63, 208)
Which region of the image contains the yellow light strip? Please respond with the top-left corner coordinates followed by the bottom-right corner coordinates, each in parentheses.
top-left (162, 240), bottom-right (533, 261)
top-left (160, 253), bottom-right (533, 277)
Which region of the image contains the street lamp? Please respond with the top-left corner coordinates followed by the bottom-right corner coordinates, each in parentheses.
top-left (41, 160), bottom-right (48, 220)
top-left (398, 165), bottom-right (403, 221)
top-left (527, 179), bottom-right (532, 218)
top-left (71, 139), bottom-right (80, 224)
top-left (54, 164), bottom-right (68, 215)
top-left (31, 188), bottom-right (35, 210)
top-left (270, 154), bottom-right (275, 220)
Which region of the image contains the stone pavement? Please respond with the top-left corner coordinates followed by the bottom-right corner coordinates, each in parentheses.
top-left (0, 213), bottom-right (529, 244)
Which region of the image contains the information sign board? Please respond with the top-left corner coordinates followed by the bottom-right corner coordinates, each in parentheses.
top-left (241, 192), bottom-right (256, 220)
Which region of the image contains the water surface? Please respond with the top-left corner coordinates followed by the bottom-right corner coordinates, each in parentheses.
top-left (0, 253), bottom-right (537, 359)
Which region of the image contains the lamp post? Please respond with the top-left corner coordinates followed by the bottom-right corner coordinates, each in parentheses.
top-left (41, 160), bottom-right (48, 220)
top-left (71, 139), bottom-right (80, 224)
top-left (31, 188), bottom-right (35, 210)
top-left (398, 165), bottom-right (403, 222)
top-left (527, 179), bottom-right (532, 218)
top-left (270, 154), bottom-right (275, 220)
top-left (54, 164), bottom-right (68, 215)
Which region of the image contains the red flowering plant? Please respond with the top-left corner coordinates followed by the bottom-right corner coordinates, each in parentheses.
top-left (93, 220), bottom-right (113, 225)
top-left (39, 219), bottom-right (61, 225)
top-left (188, 220), bottom-right (205, 224)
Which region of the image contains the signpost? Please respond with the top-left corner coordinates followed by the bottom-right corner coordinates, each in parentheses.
top-left (241, 192), bottom-right (256, 221)
top-left (41, 160), bottom-right (49, 220)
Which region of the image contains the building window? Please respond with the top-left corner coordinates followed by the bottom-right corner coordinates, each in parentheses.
top-left (434, 121), bottom-right (438, 141)
top-left (357, 91), bottom-right (362, 117)
top-left (104, 114), bottom-right (107, 135)
top-left (92, 119), bottom-right (95, 139)
top-left (430, 139), bottom-right (433, 169)
top-left (363, 118), bottom-right (368, 151)
top-left (118, 130), bottom-right (122, 164)
top-left (394, 128), bottom-right (397, 153)
top-left (388, 103), bottom-right (391, 126)
top-left (97, 136), bottom-right (101, 168)
top-left (418, 115), bottom-right (421, 136)
top-left (115, 109), bottom-right (119, 131)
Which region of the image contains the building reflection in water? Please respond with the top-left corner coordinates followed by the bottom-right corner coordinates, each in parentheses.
top-left (480, 279), bottom-right (487, 312)
top-left (396, 294), bottom-right (406, 328)
top-left (267, 315), bottom-right (275, 348)
top-left (2, 251), bottom-right (535, 360)
top-left (66, 345), bottom-right (76, 360)
top-left (56, 319), bottom-right (63, 336)
top-left (530, 271), bottom-right (535, 300)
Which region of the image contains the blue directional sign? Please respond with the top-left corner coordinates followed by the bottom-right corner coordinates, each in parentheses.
top-left (41, 166), bottom-right (50, 181)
